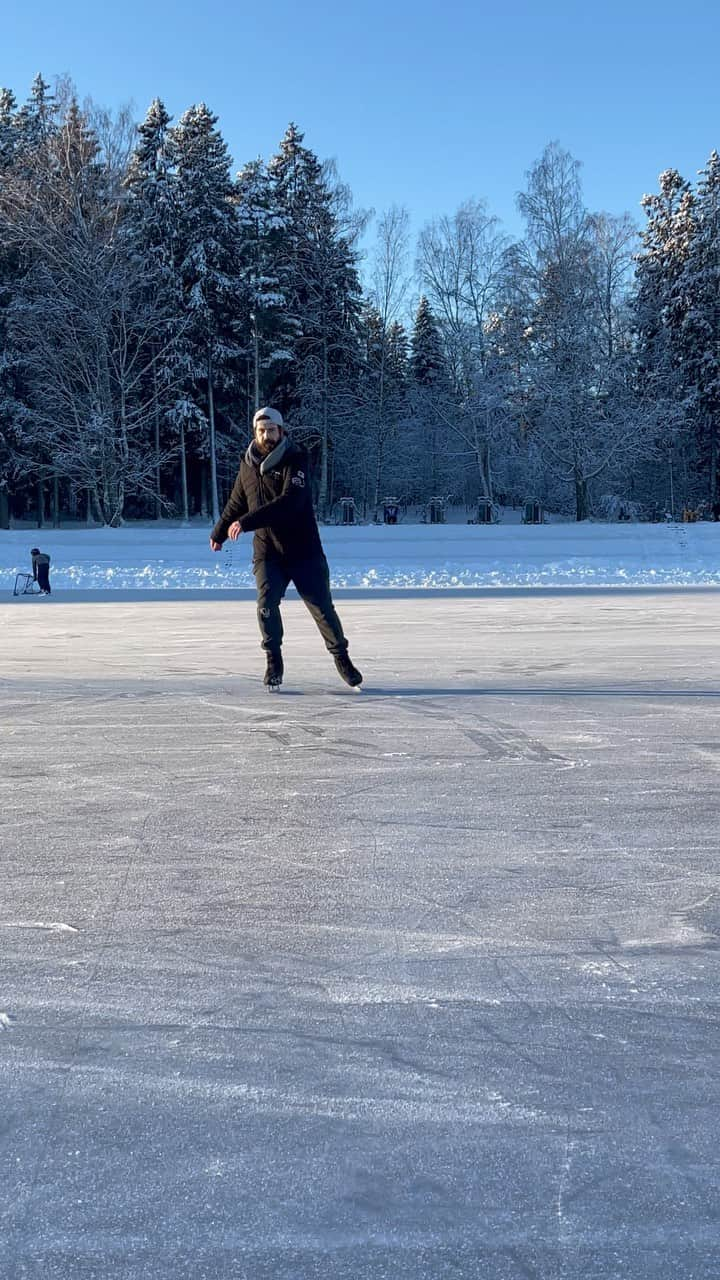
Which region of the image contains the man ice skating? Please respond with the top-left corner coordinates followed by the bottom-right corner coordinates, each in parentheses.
top-left (30, 547), bottom-right (51, 594)
top-left (209, 407), bottom-right (362, 691)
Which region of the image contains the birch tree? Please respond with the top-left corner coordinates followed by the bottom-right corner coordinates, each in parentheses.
top-left (417, 200), bottom-right (509, 498)
top-left (364, 205), bottom-right (411, 505)
top-left (512, 143), bottom-right (650, 518)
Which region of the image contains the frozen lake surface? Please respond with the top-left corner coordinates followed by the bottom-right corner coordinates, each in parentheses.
top-left (1, 591), bottom-right (720, 1278)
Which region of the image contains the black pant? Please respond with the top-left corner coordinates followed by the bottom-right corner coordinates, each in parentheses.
top-left (36, 564), bottom-right (51, 593)
top-left (254, 555), bottom-right (347, 656)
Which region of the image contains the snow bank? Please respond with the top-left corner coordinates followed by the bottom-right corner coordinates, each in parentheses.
top-left (2, 520), bottom-right (720, 591)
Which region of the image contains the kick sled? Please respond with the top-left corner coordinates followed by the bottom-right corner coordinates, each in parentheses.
top-left (13, 573), bottom-right (41, 597)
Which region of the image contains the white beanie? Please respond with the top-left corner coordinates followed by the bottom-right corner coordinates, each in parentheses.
top-left (253, 406), bottom-right (284, 429)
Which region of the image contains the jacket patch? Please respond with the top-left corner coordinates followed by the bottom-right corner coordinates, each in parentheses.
top-left (292, 470), bottom-right (305, 488)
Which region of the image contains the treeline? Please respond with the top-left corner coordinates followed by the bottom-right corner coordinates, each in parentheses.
top-left (0, 75), bottom-right (718, 527)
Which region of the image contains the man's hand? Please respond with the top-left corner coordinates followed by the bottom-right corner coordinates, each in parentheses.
top-left (209, 538), bottom-right (222, 552)
top-left (228, 521), bottom-right (243, 541)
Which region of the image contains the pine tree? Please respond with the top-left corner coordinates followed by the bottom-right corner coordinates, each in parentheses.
top-left (235, 156), bottom-right (293, 417)
top-left (15, 74), bottom-right (55, 154)
top-left (380, 318), bottom-right (411, 500)
top-left (268, 123), bottom-right (363, 515)
top-left (411, 296), bottom-right (445, 386)
top-left (635, 169), bottom-right (693, 394)
top-left (0, 81), bottom-right (63, 525)
top-left (386, 322), bottom-right (408, 381)
top-left (125, 98), bottom-right (185, 517)
top-left (125, 99), bottom-right (175, 261)
top-left (409, 296), bottom-right (450, 497)
top-left (634, 169), bottom-right (696, 513)
top-left (0, 87), bottom-right (20, 526)
top-left (675, 151), bottom-right (720, 505)
top-left (0, 88), bottom-right (18, 171)
top-left (357, 304), bottom-right (387, 508)
top-left (166, 103), bottom-right (243, 521)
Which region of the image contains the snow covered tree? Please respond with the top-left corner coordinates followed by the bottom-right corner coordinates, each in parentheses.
top-left (634, 169), bottom-right (697, 513)
top-left (417, 200), bottom-right (506, 386)
top-left (587, 212), bottom-right (637, 366)
top-left (166, 103), bottom-right (243, 522)
top-left (635, 169), bottom-right (692, 391)
top-left (674, 152), bottom-right (720, 505)
top-left (387, 321), bottom-right (409, 385)
top-left (0, 89), bottom-right (18, 171)
top-left (383, 319), bottom-right (412, 494)
top-left (125, 100), bottom-right (177, 325)
top-left (357, 206), bottom-right (412, 507)
top-left (351, 303), bottom-right (409, 510)
top-left (411, 295), bottom-right (446, 386)
top-left (15, 74), bottom-right (55, 155)
top-left (268, 124), bottom-right (364, 516)
top-left (417, 201), bottom-right (509, 501)
top-left (408, 296), bottom-right (454, 498)
top-left (510, 143), bottom-right (649, 519)
top-left (234, 156), bottom-right (294, 423)
top-left (0, 87), bottom-right (20, 526)
top-left (124, 98), bottom-right (187, 517)
top-left (1, 99), bottom-right (177, 525)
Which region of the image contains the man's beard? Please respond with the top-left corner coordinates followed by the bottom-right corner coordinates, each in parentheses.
top-left (257, 437), bottom-right (278, 454)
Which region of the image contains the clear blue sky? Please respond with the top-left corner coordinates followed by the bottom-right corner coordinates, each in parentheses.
top-left (4, 0), bottom-right (720, 246)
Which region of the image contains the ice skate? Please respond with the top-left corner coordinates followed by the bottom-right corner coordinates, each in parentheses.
top-left (333, 652), bottom-right (363, 688)
top-left (264, 650), bottom-right (283, 692)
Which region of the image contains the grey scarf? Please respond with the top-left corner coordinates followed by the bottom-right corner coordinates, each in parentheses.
top-left (245, 435), bottom-right (291, 475)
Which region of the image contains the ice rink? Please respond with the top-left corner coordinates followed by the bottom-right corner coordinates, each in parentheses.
top-left (2, 589), bottom-right (720, 1278)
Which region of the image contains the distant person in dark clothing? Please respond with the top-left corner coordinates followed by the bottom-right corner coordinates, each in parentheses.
top-left (30, 548), bottom-right (51, 594)
top-left (209, 407), bottom-right (362, 690)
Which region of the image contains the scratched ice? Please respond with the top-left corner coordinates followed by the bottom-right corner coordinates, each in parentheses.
top-left (1, 590), bottom-right (720, 1279)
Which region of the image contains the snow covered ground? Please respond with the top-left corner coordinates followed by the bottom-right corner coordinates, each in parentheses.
top-left (3, 518), bottom-right (720, 592)
top-left (2, 591), bottom-right (720, 1278)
